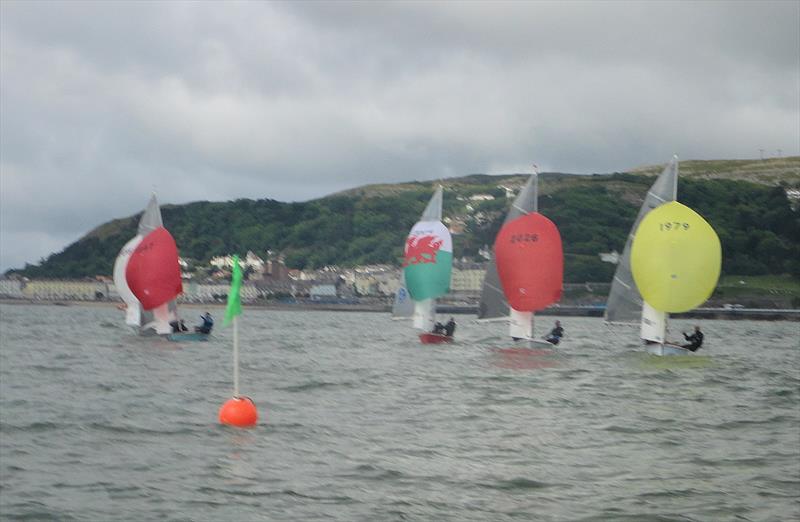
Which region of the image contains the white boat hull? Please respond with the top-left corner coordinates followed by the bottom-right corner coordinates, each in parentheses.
top-left (646, 343), bottom-right (692, 356)
top-left (512, 337), bottom-right (557, 349)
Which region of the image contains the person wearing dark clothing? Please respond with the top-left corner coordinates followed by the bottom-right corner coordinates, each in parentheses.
top-left (171, 319), bottom-right (191, 333)
top-left (432, 322), bottom-right (446, 334)
top-left (545, 320), bottom-right (564, 345)
top-left (682, 326), bottom-right (704, 352)
top-left (444, 318), bottom-right (456, 337)
top-left (196, 312), bottom-right (214, 334)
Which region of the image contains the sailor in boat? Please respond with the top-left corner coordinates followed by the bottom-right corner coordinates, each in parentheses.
top-left (545, 320), bottom-right (564, 345)
top-left (681, 325), bottom-right (704, 352)
top-left (170, 319), bottom-right (190, 333)
top-left (196, 312), bottom-right (214, 334)
top-left (432, 322), bottom-right (446, 335)
top-left (444, 317), bottom-right (456, 337)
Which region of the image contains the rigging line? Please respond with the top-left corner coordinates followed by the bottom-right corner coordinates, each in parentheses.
top-left (484, 281), bottom-right (504, 294)
top-left (613, 276), bottom-right (632, 290)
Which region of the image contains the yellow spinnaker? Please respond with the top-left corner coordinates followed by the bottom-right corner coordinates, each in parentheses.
top-left (631, 201), bottom-right (721, 313)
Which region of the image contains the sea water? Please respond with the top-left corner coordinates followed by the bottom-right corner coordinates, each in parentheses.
top-left (1, 303), bottom-right (798, 521)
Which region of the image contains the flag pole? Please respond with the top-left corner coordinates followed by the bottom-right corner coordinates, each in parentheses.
top-left (218, 254), bottom-right (258, 427)
top-left (233, 315), bottom-right (239, 398)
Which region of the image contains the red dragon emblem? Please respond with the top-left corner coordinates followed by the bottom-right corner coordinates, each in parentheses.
top-left (403, 235), bottom-right (443, 267)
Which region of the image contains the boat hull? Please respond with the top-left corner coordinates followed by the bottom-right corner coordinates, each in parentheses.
top-left (419, 333), bottom-right (454, 344)
top-left (646, 342), bottom-right (691, 356)
top-left (166, 332), bottom-right (210, 342)
top-left (512, 338), bottom-right (556, 349)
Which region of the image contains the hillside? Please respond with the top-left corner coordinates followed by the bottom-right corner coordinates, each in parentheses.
top-left (629, 156), bottom-right (800, 186)
top-left (9, 158), bottom-right (800, 283)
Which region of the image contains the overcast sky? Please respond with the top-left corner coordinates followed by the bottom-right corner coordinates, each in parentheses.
top-left (1, 0), bottom-right (798, 271)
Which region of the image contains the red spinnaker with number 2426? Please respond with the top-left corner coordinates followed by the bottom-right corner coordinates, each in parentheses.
top-left (494, 212), bottom-right (563, 312)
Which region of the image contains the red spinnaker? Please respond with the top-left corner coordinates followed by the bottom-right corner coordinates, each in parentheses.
top-left (125, 227), bottom-right (183, 310)
top-left (494, 212), bottom-right (563, 312)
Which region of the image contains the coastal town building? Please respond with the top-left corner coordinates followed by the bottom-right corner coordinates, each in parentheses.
top-left (209, 251), bottom-right (265, 279)
top-left (450, 262), bottom-right (486, 295)
top-left (0, 279), bottom-right (24, 298)
top-left (599, 251), bottom-right (620, 264)
top-left (26, 280), bottom-right (104, 300)
top-left (346, 264), bottom-right (398, 296)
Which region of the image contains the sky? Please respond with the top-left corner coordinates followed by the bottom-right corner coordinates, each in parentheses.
top-left (1, 0), bottom-right (798, 272)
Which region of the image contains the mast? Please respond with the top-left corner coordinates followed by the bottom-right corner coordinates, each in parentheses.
top-left (511, 166), bottom-right (539, 340)
top-left (484, 164), bottom-right (562, 341)
top-left (658, 154), bottom-right (679, 344)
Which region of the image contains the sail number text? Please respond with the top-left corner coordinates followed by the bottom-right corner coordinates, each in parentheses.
top-left (510, 233), bottom-right (539, 243)
top-left (659, 222), bottom-right (690, 231)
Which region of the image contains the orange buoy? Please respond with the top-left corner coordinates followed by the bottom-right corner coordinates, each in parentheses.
top-left (218, 396), bottom-right (258, 427)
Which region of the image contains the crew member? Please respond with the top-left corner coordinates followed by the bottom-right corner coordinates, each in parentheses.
top-left (545, 320), bottom-right (564, 345)
top-left (444, 317), bottom-right (456, 337)
top-left (196, 312), bottom-right (214, 334)
top-left (682, 325), bottom-right (704, 352)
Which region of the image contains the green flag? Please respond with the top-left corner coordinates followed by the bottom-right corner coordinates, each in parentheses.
top-left (223, 254), bottom-right (243, 327)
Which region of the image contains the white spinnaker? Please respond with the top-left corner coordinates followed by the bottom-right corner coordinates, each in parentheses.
top-left (413, 298), bottom-right (436, 331)
top-left (113, 235), bottom-right (143, 326)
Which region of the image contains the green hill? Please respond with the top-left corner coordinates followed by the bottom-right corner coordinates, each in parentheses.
top-left (10, 158), bottom-right (800, 283)
top-left (629, 156), bottom-right (800, 186)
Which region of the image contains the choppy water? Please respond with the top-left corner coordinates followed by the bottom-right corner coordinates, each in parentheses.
top-left (1, 303), bottom-right (798, 521)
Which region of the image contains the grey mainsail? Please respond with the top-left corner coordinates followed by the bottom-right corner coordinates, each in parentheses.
top-left (477, 174), bottom-right (539, 320)
top-left (421, 185), bottom-right (443, 221)
top-left (604, 156), bottom-right (678, 323)
top-left (138, 194), bottom-right (164, 236)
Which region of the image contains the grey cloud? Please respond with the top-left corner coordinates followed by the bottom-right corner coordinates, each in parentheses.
top-left (1, 0), bottom-right (797, 271)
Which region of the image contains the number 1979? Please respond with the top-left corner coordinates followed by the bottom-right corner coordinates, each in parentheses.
top-left (659, 222), bottom-right (690, 231)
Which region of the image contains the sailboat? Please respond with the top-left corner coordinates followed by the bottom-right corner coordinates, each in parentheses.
top-left (394, 186), bottom-right (454, 344)
top-left (604, 156), bottom-right (721, 355)
top-left (113, 195), bottom-right (197, 339)
top-left (391, 274), bottom-right (415, 319)
top-left (478, 169), bottom-right (563, 347)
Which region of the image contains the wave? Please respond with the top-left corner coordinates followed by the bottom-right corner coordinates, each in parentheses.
top-left (0, 421), bottom-right (67, 433)
top-left (478, 477), bottom-right (556, 490)
top-left (279, 380), bottom-right (356, 392)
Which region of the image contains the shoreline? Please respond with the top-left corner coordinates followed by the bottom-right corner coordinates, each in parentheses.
top-left (1, 298), bottom-right (797, 321)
